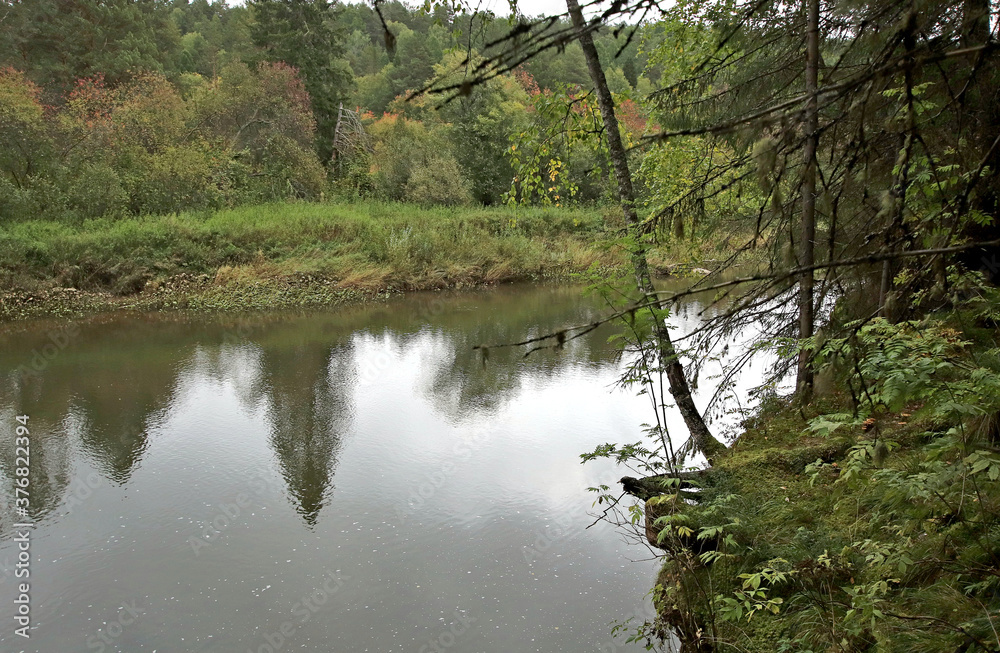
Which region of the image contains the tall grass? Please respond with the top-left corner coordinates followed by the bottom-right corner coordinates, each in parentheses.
top-left (0, 201), bottom-right (617, 294)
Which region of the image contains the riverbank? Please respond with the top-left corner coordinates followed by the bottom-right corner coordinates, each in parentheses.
top-left (642, 313), bottom-right (1000, 652)
top-left (0, 200), bottom-right (631, 321)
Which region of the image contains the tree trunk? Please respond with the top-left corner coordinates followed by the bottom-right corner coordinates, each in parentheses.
top-left (566, 0), bottom-right (724, 459)
top-left (961, 0), bottom-right (991, 48)
top-left (960, 0), bottom-right (1000, 278)
top-left (797, 0), bottom-right (819, 400)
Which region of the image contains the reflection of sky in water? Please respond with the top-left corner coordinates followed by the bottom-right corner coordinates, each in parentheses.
top-left (0, 283), bottom-right (774, 652)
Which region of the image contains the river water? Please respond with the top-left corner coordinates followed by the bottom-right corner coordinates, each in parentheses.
top-left (0, 282), bottom-right (754, 653)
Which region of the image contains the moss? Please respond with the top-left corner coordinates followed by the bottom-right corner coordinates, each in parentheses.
top-left (645, 367), bottom-right (1000, 653)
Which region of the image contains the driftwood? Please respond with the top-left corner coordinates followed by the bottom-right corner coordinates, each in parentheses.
top-left (619, 470), bottom-right (713, 501)
top-left (620, 471), bottom-right (719, 552)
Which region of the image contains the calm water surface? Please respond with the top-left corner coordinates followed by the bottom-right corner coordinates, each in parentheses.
top-left (0, 283), bottom-right (754, 653)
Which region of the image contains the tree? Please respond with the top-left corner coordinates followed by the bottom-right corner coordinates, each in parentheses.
top-left (249, 0), bottom-right (353, 161)
top-left (0, 0), bottom-right (180, 97)
top-left (797, 0), bottom-right (819, 398)
top-left (565, 0), bottom-right (725, 459)
top-left (366, 112), bottom-right (471, 205)
top-left (188, 60), bottom-right (326, 200)
top-left (170, 0), bottom-right (256, 78)
top-left (0, 67), bottom-right (49, 190)
top-left (410, 0), bottom-right (1000, 650)
top-left (429, 50), bottom-right (533, 205)
top-left (0, 67), bottom-right (55, 222)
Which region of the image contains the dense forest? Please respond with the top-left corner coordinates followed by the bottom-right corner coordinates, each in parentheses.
top-left (0, 0), bottom-right (657, 217)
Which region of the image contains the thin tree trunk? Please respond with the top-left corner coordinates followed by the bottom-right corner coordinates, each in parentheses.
top-left (567, 0), bottom-right (724, 458)
top-left (878, 260), bottom-right (891, 316)
top-left (961, 0), bottom-right (990, 47)
top-left (798, 0), bottom-right (819, 400)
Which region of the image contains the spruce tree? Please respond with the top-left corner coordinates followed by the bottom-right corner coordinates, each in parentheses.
top-left (250, 0), bottom-right (352, 161)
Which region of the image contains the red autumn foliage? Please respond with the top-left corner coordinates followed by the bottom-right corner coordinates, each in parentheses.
top-left (259, 61), bottom-right (311, 120)
top-left (67, 74), bottom-right (115, 127)
top-left (513, 67), bottom-right (541, 97)
top-left (617, 98), bottom-right (647, 135)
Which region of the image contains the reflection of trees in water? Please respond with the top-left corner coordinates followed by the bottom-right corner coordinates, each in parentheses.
top-left (261, 341), bottom-right (355, 527)
top-left (0, 391), bottom-right (73, 524)
top-left (0, 336), bottom-right (178, 522)
top-left (0, 318), bottom-right (193, 492)
top-left (401, 287), bottom-right (624, 421)
top-left (73, 363), bottom-right (173, 485)
top-left (0, 282), bottom-right (716, 525)
top-left (186, 329), bottom-right (357, 526)
top-left (0, 313), bottom-right (360, 528)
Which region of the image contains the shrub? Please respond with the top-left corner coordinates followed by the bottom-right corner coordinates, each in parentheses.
top-left (132, 145), bottom-right (224, 215)
top-left (368, 114), bottom-right (470, 203)
top-left (404, 155), bottom-right (471, 206)
top-left (64, 162), bottom-right (129, 219)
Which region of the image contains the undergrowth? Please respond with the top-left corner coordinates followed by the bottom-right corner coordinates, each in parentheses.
top-left (624, 289), bottom-right (1000, 652)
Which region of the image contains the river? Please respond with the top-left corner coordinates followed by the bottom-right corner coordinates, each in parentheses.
top-left (0, 282), bottom-right (758, 653)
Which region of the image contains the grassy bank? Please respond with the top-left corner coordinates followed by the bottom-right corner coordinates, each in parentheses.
top-left (0, 200), bottom-right (624, 320)
top-left (641, 314), bottom-right (1000, 652)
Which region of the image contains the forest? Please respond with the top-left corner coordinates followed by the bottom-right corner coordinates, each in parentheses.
top-left (2, 0), bottom-right (1000, 652)
top-left (0, 0), bottom-right (655, 216)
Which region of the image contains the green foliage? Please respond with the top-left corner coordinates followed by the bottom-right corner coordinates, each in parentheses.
top-left (64, 162), bottom-right (130, 220)
top-left (404, 155), bottom-right (471, 206)
top-left (505, 83), bottom-right (623, 206)
top-left (0, 68), bottom-right (51, 191)
top-left (714, 559), bottom-right (789, 622)
top-left (0, 60), bottom-right (325, 223)
top-left (132, 145), bottom-right (224, 215)
top-left (352, 65), bottom-right (397, 115)
top-left (367, 113), bottom-right (470, 205)
top-left (249, 0), bottom-right (353, 161)
top-left (0, 0), bottom-right (666, 211)
top-left (428, 51), bottom-right (532, 205)
top-left (0, 0), bottom-right (180, 92)
top-left (640, 308), bottom-right (1000, 653)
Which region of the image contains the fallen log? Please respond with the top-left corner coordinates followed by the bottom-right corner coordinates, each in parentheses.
top-left (620, 471), bottom-right (720, 552)
top-left (619, 470), bottom-right (713, 501)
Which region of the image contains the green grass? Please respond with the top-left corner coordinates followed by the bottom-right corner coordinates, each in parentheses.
top-left (0, 200), bottom-right (621, 298)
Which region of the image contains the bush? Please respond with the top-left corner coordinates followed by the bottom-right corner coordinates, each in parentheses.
top-left (404, 155), bottom-right (471, 206)
top-left (259, 135), bottom-right (327, 200)
top-left (64, 162), bottom-right (129, 219)
top-left (368, 114), bottom-right (471, 203)
top-left (132, 145), bottom-right (224, 215)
